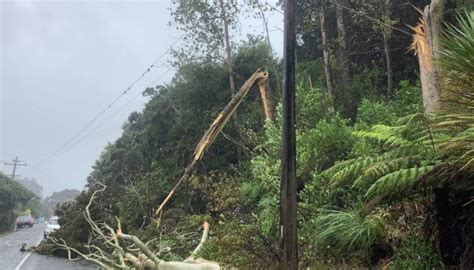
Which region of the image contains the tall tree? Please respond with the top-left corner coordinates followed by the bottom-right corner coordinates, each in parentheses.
top-left (382, 0), bottom-right (393, 96)
top-left (319, 1), bottom-right (335, 112)
top-left (170, 0), bottom-right (245, 159)
top-left (170, 0), bottom-right (239, 69)
top-left (335, 0), bottom-right (353, 117)
top-left (218, 0), bottom-right (236, 94)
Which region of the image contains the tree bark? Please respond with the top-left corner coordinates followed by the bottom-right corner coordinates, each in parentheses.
top-left (383, 32), bottom-right (393, 96)
top-left (383, 0), bottom-right (393, 97)
top-left (335, 1), bottom-right (353, 117)
top-left (219, 0), bottom-right (236, 94)
top-left (258, 78), bottom-right (275, 121)
top-left (319, 2), bottom-right (335, 113)
top-left (415, 0), bottom-right (444, 113)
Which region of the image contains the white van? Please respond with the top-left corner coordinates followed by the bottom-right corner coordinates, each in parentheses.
top-left (44, 216), bottom-right (60, 238)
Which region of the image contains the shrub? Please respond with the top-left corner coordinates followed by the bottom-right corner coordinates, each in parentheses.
top-left (311, 209), bottom-right (387, 262)
top-left (389, 236), bottom-right (444, 269)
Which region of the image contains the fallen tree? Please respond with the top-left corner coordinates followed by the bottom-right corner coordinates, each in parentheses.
top-left (47, 70), bottom-right (271, 269)
top-left (50, 184), bottom-right (220, 270)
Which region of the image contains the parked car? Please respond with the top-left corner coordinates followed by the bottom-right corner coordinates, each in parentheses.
top-left (44, 216), bottom-right (60, 238)
top-left (16, 214), bottom-right (34, 228)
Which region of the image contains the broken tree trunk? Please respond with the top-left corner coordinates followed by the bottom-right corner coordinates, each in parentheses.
top-left (258, 77), bottom-right (274, 121)
top-left (154, 70), bottom-right (269, 217)
top-left (412, 0), bottom-right (444, 113)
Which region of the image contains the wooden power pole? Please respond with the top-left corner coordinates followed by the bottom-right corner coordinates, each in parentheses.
top-left (281, 0), bottom-right (298, 268)
top-left (4, 156), bottom-right (27, 180)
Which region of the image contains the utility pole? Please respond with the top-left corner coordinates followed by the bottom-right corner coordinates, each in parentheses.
top-left (4, 156), bottom-right (27, 180)
top-left (280, 0), bottom-right (298, 269)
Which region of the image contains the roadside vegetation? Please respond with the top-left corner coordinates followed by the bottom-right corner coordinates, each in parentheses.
top-left (0, 173), bottom-right (44, 232)
top-left (41, 1), bottom-right (473, 269)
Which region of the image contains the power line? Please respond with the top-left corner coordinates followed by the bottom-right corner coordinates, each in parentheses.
top-left (35, 34), bottom-right (184, 168)
top-left (350, 47), bottom-right (402, 55)
top-left (328, 0), bottom-right (412, 36)
top-left (267, 0), bottom-right (412, 37)
top-left (53, 67), bottom-right (174, 158)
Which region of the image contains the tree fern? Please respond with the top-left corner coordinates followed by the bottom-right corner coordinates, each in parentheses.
top-left (352, 156), bottom-right (422, 189)
top-left (320, 157), bottom-right (363, 180)
top-left (365, 166), bottom-right (435, 201)
top-left (437, 127), bottom-right (474, 172)
top-left (431, 113), bottom-right (474, 128)
top-left (438, 11), bottom-right (474, 95)
top-left (353, 125), bottom-right (409, 147)
top-left (329, 157), bottom-right (381, 186)
top-left (304, 13), bottom-right (474, 266)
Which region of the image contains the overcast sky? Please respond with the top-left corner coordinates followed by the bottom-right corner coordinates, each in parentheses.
top-left (1, 0), bottom-right (283, 197)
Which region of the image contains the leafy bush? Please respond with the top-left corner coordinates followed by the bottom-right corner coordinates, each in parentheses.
top-left (356, 99), bottom-right (397, 127)
top-left (298, 115), bottom-right (354, 177)
top-left (0, 173), bottom-right (38, 232)
top-left (390, 80), bottom-right (423, 116)
top-left (389, 236), bottom-right (444, 270)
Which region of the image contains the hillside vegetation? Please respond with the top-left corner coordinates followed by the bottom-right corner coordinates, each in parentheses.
top-left (45, 1), bottom-right (473, 269)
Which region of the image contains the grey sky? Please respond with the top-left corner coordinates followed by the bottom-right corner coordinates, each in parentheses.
top-left (1, 0), bottom-right (283, 197)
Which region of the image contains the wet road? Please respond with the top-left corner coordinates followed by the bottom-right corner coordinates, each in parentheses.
top-left (0, 224), bottom-right (97, 270)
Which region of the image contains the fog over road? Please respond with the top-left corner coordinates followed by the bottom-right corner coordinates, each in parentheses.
top-left (0, 224), bottom-right (96, 270)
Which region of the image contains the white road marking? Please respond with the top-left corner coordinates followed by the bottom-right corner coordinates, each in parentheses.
top-left (14, 237), bottom-right (43, 270)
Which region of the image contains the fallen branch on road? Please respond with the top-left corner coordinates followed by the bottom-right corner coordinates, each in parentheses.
top-left (50, 185), bottom-right (219, 269)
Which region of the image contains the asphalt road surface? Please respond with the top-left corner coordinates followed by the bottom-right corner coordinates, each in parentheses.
top-left (0, 224), bottom-right (97, 270)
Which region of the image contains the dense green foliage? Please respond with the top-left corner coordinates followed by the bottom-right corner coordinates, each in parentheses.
top-left (0, 173), bottom-right (40, 232)
top-left (43, 189), bottom-right (80, 217)
top-left (49, 2), bottom-right (473, 269)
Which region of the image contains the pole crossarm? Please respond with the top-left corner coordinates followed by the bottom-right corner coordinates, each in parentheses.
top-left (3, 156), bottom-right (27, 180)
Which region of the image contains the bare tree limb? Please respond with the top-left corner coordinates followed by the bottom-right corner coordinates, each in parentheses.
top-left (116, 230), bottom-right (163, 266)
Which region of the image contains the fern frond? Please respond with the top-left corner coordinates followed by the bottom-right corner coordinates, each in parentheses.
top-left (353, 125), bottom-right (409, 147)
top-left (431, 113), bottom-right (474, 129)
top-left (352, 156), bottom-right (422, 189)
top-left (325, 143), bottom-right (433, 188)
top-left (387, 144), bottom-right (431, 158)
top-left (330, 157), bottom-right (381, 186)
top-left (439, 11), bottom-right (474, 96)
top-left (437, 128), bottom-right (474, 172)
top-left (320, 158), bottom-right (361, 179)
top-left (397, 113), bottom-right (434, 133)
top-left (365, 166), bottom-right (435, 201)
